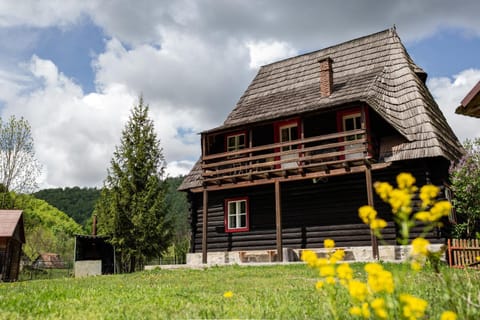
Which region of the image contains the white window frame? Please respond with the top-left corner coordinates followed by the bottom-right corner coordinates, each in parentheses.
top-left (226, 133), bottom-right (246, 152)
top-left (225, 197), bottom-right (249, 232)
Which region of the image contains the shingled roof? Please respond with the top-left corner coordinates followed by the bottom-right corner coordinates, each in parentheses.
top-left (179, 28), bottom-right (463, 191)
top-left (0, 210), bottom-right (25, 243)
top-left (456, 80), bottom-right (480, 118)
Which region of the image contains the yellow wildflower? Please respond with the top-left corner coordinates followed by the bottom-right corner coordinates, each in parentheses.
top-left (223, 291), bottom-right (233, 298)
top-left (325, 276), bottom-right (336, 285)
top-left (365, 263), bottom-right (394, 293)
top-left (368, 269), bottom-right (394, 294)
top-left (358, 205), bottom-right (377, 224)
top-left (330, 249), bottom-right (345, 263)
top-left (364, 262), bottom-right (383, 275)
top-left (324, 238), bottom-right (335, 249)
top-left (440, 310), bottom-right (457, 320)
top-left (370, 218), bottom-right (387, 230)
top-left (410, 260), bottom-right (423, 271)
top-left (319, 265), bottom-right (335, 277)
top-left (396, 172), bottom-right (416, 190)
top-left (336, 263), bottom-right (353, 282)
top-left (371, 298), bottom-right (388, 319)
top-left (348, 280), bottom-right (369, 302)
top-left (374, 181), bottom-right (393, 201)
top-left (388, 189), bottom-right (412, 215)
top-left (411, 238), bottom-right (430, 256)
top-left (429, 201), bottom-right (452, 221)
top-left (361, 302), bottom-right (371, 319)
top-left (399, 294), bottom-right (428, 319)
top-left (315, 281), bottom-right (324, 290)
top-left (300, 250), bottom-right (318, 268)
top-left (315, 258), bottom-right (329, 267)
top-left (419, 184), bottom-right (440, 208)
top-left (414, 211), bottom-right (431, 222)
top-left (349, 306), bottom-right (362, 316)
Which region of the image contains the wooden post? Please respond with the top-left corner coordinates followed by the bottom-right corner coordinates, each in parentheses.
top-left (202, 189), bottom-right (208, 264)
top-left (365, 167), bottom-right (379, 259)
top-left (275, 180), bottom-right (283, 262)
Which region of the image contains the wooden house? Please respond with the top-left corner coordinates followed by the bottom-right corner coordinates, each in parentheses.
top-left (0, 210), bottom-right (25, 281)
top-left (179, 28), bottom-right (463, 264)
top-left (456, 80), bottom-right (480, 118)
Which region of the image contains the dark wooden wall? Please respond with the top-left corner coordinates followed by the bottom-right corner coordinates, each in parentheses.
top-left (189, 158), bottom-right (450, 253)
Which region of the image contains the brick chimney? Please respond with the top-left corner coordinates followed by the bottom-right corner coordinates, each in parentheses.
top-left (319, 57), bottom-right (333, 97)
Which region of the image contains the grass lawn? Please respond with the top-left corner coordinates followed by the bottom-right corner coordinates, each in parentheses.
top-left (0, 263), bottom-right (479, 319)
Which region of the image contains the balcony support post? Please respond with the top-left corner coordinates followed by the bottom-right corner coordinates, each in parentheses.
top-left (275, 180), bottom-right (283, 262)
top-left (365, 167), bottom-right (379, 260)
top-left (202, 189), bottom-right (208, 264)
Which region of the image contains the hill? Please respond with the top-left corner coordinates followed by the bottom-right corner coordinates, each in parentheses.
top-left (12, 193), bottom-right (84, 263)
top-left (34, 187), bottom-right (100, 228)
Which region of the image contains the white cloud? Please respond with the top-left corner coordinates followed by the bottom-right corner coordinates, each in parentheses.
top-left (246, 40), bottom-right (297, 69)
top-left (428, 69), bottom-right (480, 142)
top-left (166, 160), bottom-right (196, 177)
top-left (0, 1), bottom-right (92, 27)
top-left (2, 0), bottom-right (480, 189)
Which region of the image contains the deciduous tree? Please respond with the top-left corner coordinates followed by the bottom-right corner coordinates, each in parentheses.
top-left (95, 97), bottom-right (172, 272)
top-left (449, 138), bottom-right (480, 238)
top-left (0, 115), bottom-right (41, 194)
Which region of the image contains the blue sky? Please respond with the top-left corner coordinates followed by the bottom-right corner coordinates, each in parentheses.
top-left (0, 1), bottom-right (480, 188)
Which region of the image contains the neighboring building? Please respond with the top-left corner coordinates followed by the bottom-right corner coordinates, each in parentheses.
top-left (179, 28), bottom-right (463, 264)
top-left (455, 80), bottom-right (480, 118)
top-left (32, 253), bottom-right (67, 269)
top-left (74, 235), bottom-right (115, 277)
top-left (0, 210), bottom-right (25, 281)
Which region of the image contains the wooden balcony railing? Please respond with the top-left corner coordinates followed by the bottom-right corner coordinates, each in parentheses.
top-left (202, 129), bottom-right (370, 185)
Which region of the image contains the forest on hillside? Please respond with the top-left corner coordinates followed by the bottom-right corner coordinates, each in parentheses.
top-left (34, 187), bottom-right (100, 228)
top-left (33, 176), bottom-right (190, 255)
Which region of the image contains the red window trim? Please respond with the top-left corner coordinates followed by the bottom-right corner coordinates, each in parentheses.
top-left (273, 118), bottom-right (301, 144)
top-left (336, 107), bottom-right (370, 160)
top-left (273, 118), bottom-right (301, 169)
top-left (224, 197), bottom-right (250, 233)
top-left (224, 130), bottom-right (248, 152)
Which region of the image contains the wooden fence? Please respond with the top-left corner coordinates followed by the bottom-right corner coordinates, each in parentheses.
top-left (447, 239), bottom-right (480, 269)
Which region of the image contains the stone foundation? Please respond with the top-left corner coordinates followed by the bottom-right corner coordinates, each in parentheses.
top-left (186, 244), bottom-right (444, 266)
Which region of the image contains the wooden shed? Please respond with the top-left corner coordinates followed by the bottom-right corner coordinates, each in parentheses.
top-left (0, 210), bottom-right (25, 281)
top-left (179, 28), bottom-right (463, 264)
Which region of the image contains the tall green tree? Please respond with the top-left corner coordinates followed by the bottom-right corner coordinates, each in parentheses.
top-left (0, 115), bottom-right (41, 194)
top-left (94, 97), bottom-right (172, 272)
top-left (450, 138), bottom-right (480, 238)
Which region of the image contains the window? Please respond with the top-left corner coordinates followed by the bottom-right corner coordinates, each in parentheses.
top-left (280, 123), bottom-right (299, 151)
top-left (342, 112), bottom-right (363, 141)
top-left (226, 132), bottom-right (246, 152)
top-left (225, 197), bottom-right (249, 232)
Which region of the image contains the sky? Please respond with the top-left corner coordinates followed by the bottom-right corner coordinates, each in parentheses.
top-left (1, 0), bottom-right (480, 189)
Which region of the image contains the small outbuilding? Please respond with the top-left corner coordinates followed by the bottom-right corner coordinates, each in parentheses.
top-left (74, 235), bottom-right (115, 277)
top-left (0, 210), bottom-right (25, 282)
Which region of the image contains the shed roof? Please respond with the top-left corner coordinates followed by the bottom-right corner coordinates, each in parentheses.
top-left (0, 210), bottom-right (25, 243)
top-left (179, 28), bottom-right (463, 191)
top-left (456, 80), bottom-right (480, 118)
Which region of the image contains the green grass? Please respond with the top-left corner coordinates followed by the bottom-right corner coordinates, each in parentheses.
top-left (1, 263), bottom-right (479, 319)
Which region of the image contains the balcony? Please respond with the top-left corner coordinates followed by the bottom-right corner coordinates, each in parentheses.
top-left (202, 129), bottom-right (371, 186)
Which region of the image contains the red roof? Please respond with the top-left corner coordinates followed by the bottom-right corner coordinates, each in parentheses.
top-left (0, 210), bottom-right (25, 243)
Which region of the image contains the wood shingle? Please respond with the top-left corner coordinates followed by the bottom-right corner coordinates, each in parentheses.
top-left (179, 28), bottom-right (463, 191)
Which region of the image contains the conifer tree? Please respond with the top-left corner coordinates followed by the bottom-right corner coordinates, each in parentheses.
top-left (95, 97), bottom-right (172, 272)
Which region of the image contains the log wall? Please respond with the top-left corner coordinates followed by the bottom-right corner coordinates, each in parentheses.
top-left (190, 158), bottom-right (449, 253)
